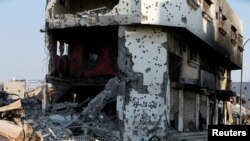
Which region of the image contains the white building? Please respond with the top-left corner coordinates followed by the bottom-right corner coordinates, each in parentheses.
top-left (231, 82), bottom-right (250, 109)
top-left (1, 79), bottom-right (27, 99)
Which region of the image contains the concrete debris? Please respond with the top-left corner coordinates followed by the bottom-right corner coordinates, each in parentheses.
top-left (0, 120), bottom-right (25, 141)
top-left (82, 77), bottom-right (121, 115)
top-left (30, 131), bottom-right (44, 141)
top-left (0, 91), bottom-right (12, 107)
top-left (0, 77), bottom-right (122, 141)
top-left (0, 97), bottom-right (44, 141)
top-left (0, 100), bottom-right (22, 113)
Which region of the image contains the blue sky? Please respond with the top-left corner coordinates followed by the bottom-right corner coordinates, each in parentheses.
top-left (0, 0), bottom-right (249, 82)
top-left (0, 0), bottom-right (46, 82)
top-left (228, 0), bottom-right (250, 82)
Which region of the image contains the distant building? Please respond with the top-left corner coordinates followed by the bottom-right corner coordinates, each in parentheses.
top-left (231, 82), bottom-right (250, 109)
top-left (0, 82), bottom-right (3, 91)
top-left (2, 79), bottom-right (27, 99)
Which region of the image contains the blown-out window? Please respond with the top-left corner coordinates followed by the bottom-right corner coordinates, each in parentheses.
top-left (231, 25), bottom-right (237, 46)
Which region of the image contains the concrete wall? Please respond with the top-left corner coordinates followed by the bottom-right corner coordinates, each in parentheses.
top-left (3, 80), bottom-right (27, 99)
top-left (118, 25), bottom-right (170, 140)
top-left (46, 0), bottom-right (243, 68)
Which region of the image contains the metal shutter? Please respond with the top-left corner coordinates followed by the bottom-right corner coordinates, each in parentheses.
top-left (199, 94), bottom-right (207, 129)
top-left (170, 89), bottom-right (179, 129)
top-left (183, 91), bottom-right (196, 131)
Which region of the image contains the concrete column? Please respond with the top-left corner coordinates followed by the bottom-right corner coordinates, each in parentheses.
top-left (178, 90), bottom-right (184, 131)
top-left (206, 96), bottom-right (210, 129)
top-left (196, 93), bottom-right (200, 129)
top-left (213, 100), bottom-right (218, 125)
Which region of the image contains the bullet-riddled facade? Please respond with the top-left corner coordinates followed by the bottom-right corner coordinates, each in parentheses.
top-left (45, 0), bottom-right (243, 140)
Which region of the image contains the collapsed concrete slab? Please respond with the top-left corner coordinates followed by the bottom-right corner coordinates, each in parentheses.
top-left (0, 100), bottom-right (22, 113)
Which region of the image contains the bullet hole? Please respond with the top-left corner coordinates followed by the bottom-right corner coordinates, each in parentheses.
top-left (145, 67), bottom-right (151, 73)
top-left (181, 16), bottom-right (187, 24)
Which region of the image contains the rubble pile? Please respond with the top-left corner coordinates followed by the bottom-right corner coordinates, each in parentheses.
top-left (1, 80), bottom-right (121, 141)
top-left (0, 91), bottom-right (43, 141)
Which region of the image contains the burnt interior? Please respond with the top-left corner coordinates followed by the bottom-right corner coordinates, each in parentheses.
top-left (49, 26), bottom-right (119, 80)
top-left (58, 85), bottom-right (104, 103)
top-left (48, 26), bottom-right (119, 111)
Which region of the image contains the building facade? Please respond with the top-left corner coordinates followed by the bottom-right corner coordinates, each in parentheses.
top-left (231, 82), bottom-right (250, 109)
top-left (44, 0), bottom-right (243, 140)
top-left (1, 79), bottom-right (27, 99)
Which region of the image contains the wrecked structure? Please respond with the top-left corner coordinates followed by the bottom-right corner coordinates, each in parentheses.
top-left (44, 0), bottom-right (243, 140)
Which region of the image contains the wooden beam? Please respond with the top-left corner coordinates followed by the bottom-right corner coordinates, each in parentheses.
top-left (0, 100), bottom-right (22, 113)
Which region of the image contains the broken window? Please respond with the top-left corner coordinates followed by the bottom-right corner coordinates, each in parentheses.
top-left (187, 0), bottom-right (201, 10)
top-left (56, 41), bottom-right (69, 56)
top-left (203, 0), bottom-right (213, 12)
top-left (188, 46), bottom-right (199, 67)
top-left (231, 25), bottom-right (237, 46)
top-left (173, 36), bottom-right (183, 57)
top-left (238, 34), bottom-right (243, 48)
top-left (189, 45), bottom-right (198, 62)
top-left (202, 0), bottom-right (213, 22)
top-left (190, 49), bottom-right (197, 62)
top-left (218, 7), bottom-right (227, 36)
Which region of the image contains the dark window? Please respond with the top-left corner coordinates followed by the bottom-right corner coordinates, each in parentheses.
top-left (238, 34), bottom-right (243, 47)
top-left (203, 0), bottom-right (213, 11)
top-left (173, 36), bottom-right (183, 57)
top-left (189, 48), bottom-right (198, 62)
top-left (218, 7), bottom-right (227, 27)
top-left (231, 25), bottom-right (237, 45)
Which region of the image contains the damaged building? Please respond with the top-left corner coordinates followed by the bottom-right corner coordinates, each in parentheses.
top-left (44, 0), bottom-right (243, 140)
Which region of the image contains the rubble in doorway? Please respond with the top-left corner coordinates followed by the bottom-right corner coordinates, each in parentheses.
top-left (0, 77), bottom-right (121, 141)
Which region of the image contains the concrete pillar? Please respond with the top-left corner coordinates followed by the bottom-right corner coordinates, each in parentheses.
top-left (196, 93), bottom-right (200, 129)
top-left (178, 90), bottom-right (184, 131)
